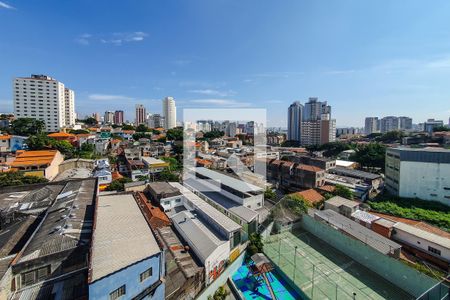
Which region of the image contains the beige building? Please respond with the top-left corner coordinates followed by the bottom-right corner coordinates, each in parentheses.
top-left (10, 150), bottom-right (65, 180)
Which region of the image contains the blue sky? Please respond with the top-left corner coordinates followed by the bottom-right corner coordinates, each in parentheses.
top-left (1, 0), bottom-right (450, 127)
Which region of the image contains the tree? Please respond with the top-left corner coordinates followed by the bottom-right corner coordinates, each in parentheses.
top-left (80, 143), bottom-right (95, 152)
top-left (11, 118), bottom-right (45, 135)
top-left (281, 140), bottom-right (301, 147)
top-left (77, 117), bottom-right (98, 126)
top-left (133, 132), bottom-right (152, 141)
top-left (264, 187), bottom-right (276, 200)
top-left (159, 169), bottom-right (180, 181)
top-left (26, 133), bottom-right (52, 150)
top-left (69, 129), bottom-right (89, 134)
top-left (166, 127), bottom-right (184, 141)
top-left (122, 124), bottom-right (136, 130)
top-left (433, 126), bottom-right (450, 132)
top-left (333, 184), bottom-right (354, 200)
top-left (282, 194), bottom-right (309, 214)
top-left (375, 131), bottom-right (405, 143)
top-left (106, 177), bottom-right (132, 191)
top-left (350, 143), bottom-right (386, 171)
top-left (248, 233), bottom-right (264, 256)
top-left (136, 124), bottom-right (150, 132)
top-left (160, 157), bottom-right (179, 171)
top-left (0, 172), bottom-right (48, 187)
top-left (51, 140), bottom-right (75, 158)
top-left (203, 130), bottom-right (224, 140)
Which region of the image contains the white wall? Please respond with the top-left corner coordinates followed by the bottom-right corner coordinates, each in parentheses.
top-left (205, 241), bottom-right (230, 285)
top-left (392, 228), bottom-right (450, 262)
top-left (399, 161), bottom-right (450, 205)
top-left (160, 195), bottom-right (183, 212)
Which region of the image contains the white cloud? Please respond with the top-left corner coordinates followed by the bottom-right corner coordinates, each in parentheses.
top-left (76, 32), bottom-right (148, 46)
top-left (188, 89), bottom-right (235, 97)
top-left (0, 1), bottom-right (14, 9)
top-left (101, 32), bottom-right (148, 45)
top-left (190, 99), bottom-right (251, 107)
top-left (88, 94), bottom-right (133, 101)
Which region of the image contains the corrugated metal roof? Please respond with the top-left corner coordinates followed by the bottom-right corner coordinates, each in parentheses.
top-left (393, 222), bottom-right (450, 249)
top-left (351, 210), bottom-right (380, 224)
top-left (194, 167), bottom-right (263, 193)
top-left (90, 193), bottom-right (161, 283)
top-left (170, 210), bottom-right (228, 263)
top-left (325, 196), bottom-right (360, 208)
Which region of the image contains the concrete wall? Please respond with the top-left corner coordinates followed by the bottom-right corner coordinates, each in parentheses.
top-left (392, 227), bottom-right (450, 262)
top-left (89, 254), bottom-right (164, 300)
top-left (196, 250), bottom-right (246, 300)
top-left (46, 151), bottom-right (65, 180)
top-left (400, 161), bottom-right (450, 205)
top-left (300, 214), bottom-right (438, 297)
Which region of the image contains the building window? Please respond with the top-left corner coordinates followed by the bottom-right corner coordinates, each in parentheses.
top-left (139, 267), bottom-right (153, 282)
top-left (109, 285), bottom-right (126, 300)
top-left (428, 246), bottom-right (441, 256)
top-left (175, 198), bottom-right (181, 203)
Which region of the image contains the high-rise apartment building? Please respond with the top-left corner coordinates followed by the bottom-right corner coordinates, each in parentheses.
top-left (114, 110), bottom-right (124, 125)
top-left (147, 114), bottom-right (164, 128)
top-left (399, 116), bottom-right (413, 131)
top-left (299, 98), bottom-right (335, 146)
top-left (287, 101), bottom-right (303, 142)
top-left (13, 74), bottom-right (75, 132)
top-left (135, 104), bottom-right (146, 125)
top-left (64, 88), bottom-right (75, 126)
top-left (92, 112), bottom-right (100, 122)
top-left (423, 119), bottom-right (444, 133)
top-left (104, 111), bottom-right (114, 124)
top-left (364, 117), bottom-right (379, 135)
top-left (380, 116), bottom-right (399, 133)
top-left (162, 97), bottom-right (176, 129)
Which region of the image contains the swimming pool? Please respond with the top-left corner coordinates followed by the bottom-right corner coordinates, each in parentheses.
top-left (231, 261), bottom-right (302, 300)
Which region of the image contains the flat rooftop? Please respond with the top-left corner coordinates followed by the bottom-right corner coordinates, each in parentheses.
top-left (170, 210), bottom-right (227, 263)
top-left (147, 181), bottom-right (181, 197)
top-left (393, 222), bottom-right (450, 249)
top-left (89, 193), bottom-right (160, 283)
top-left (183, 178), bottom-right (258, 223)
top-left (329, 166), bottom-right (381, 180)
top-left (169, 182), bottom-right (241, 233)
top-left (193, 167), bottom-right (263, 193)
top-left (388, 147), bottom-right (450, 163)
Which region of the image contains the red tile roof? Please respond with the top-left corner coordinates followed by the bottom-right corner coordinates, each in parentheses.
top-left (296, 164), bottom-right (323, 172)
top-left (295, 189), bottom-right (325, 205)
top-left (135, 192), bottom-right (171, 229)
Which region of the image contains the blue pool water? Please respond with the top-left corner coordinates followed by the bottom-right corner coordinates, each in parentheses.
top-left (231, 262), bottom-right (301, 300)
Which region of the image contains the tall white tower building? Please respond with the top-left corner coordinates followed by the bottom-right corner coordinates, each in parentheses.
top-left (162, 96), bottom-right (176, 129)
top-left (13, 74), bottom-right (74, 132)
top-left (64, 88), bottom-right (75, 126)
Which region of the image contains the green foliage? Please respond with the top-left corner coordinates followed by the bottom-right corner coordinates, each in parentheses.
top-left (310, 142), bottom-right (353, 158)
top-left (375, 130), bottom-right (405, 143)
top-left (208, 286), bottom-right (229, 300)
top-left (433, 126), bottom-right (450, 132)
top-left (264, 187), bottom-right (276, 200)
top-left (11, 118), bottom-right (45, 136)
top-left (80, 143), bottom-right (95, 152)
top-left (132, 132), bottom-right (152, 141)
top-left (333, 184), bottom-right (354, 200)
top-left (160, 157), bottom-right (180, 170)
top-left (159, 169), bottom-right (180, 181)
top-left (0, 172), bottom-right (48, 187)
top-left (281, 140), bottom-right (301, 147)
top-left (350, 143), bottom-right (386, 171)
top-left (121, 124), bottom-right (136, 130)
top-left (282, 194), bottom-right (309, 214)
top-left (82, 117), bottom-right (98, 126)
top-left (248, 233), bottom-right (264, 256)
top-left (136, 124), bottom-right (150, 132)
top-left (69, 129), bottom-right (89, 134)
top-left (26, 133), bottom-right (52, 150)
top-left (402, 260), bottom-right (446, 279)
top-left (111, 133), bottom-right (124, 140)
top-left (369, 197), bottom-right (450, 231)
top-left (203, 130), bottom-right (224, 140)
top-left (51, 140), bottom-right (75, 158)
top-left (166, 127), bottom-right (184, 141)
top-left (106, 177), bottom-right (132, 191)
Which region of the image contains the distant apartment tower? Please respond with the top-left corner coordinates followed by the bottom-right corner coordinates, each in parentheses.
top-left (380, 116), bottom-right (399, 133)
top-left (399, 116), bottom-right (413, 131)
top-left (104, 111), bottom-right (114, 124)
top-left (135, 104), bottom-right (146, 125)
top-left (92, 112), bottom-right (100, 122)
top-left (114, 110), bottom-right (124, 125)
top-left (148, 113), bottom-right (164, 128)
top-left (364, 117), bottom-right (379, 135)
top-left (385, 147), bottom-right (450, 205)
top-left (13, 74), bottom-right (75, 132)
top-left (300, 98), bottom-right (336, 146)
top-left (64, 88), bottom-right (75, 126)
top-left (162, 96), bottom-right (176, 129)
top-left (423, 119), bottom-right (444, 133)
top-left (287, 101), bottom-right (303, 142)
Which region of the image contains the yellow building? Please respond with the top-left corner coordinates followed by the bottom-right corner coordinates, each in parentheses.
top-left (11, 150), bottom-right (64, 180)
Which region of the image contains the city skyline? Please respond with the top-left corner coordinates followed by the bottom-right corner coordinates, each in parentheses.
top-left (1, 1), bottom-right (450, 127)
